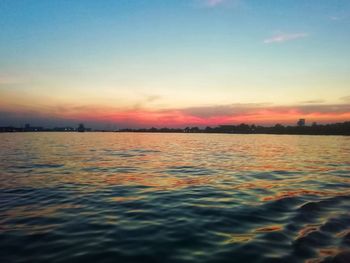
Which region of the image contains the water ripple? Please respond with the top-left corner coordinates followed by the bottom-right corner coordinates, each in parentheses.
top-left (0, 133), bottom-right (350, 263)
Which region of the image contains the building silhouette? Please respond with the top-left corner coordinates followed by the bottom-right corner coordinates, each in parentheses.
top-left (77, 123), bottom-right (85, 132)
top-left (24, 123), bottom-right (43, 132)
top-left (297, 119), bottom-right (306, 127)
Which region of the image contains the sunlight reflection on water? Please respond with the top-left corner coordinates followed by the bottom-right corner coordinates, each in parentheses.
top-left (0, 133), bottom-right (350, 263)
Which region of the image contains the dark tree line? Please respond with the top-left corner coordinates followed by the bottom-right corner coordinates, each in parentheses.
top-left (118, 121), bottom-right (350, 135)
top-left (1, 121), bottom-right (350, 135)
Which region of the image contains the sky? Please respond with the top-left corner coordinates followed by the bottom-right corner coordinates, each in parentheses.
top-left (0, 0), bottom-right (350, 128)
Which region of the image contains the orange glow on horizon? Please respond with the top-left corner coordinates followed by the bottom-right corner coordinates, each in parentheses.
top-left (59, 108), bottom-right (350, 127)
top-left (1, 98), bottom-right (350, 127)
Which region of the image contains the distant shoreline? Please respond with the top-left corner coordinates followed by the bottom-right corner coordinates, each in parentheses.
top-left (1, 121), bottom-right (349, 136)
top-left (0, 130), bottom-right (349, 136)
top-left (0, 132), bottom-right (349, 137)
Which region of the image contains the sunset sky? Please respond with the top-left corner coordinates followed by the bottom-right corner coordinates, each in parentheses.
top-left (1, 0), bottom-right (350, 128)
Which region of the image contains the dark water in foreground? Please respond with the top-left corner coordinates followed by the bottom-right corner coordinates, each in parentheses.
top-left (1, 133), bottom-right (350, 263)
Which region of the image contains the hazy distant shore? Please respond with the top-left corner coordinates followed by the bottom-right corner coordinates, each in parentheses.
top-left (1, 121), bottom-right (349, 136)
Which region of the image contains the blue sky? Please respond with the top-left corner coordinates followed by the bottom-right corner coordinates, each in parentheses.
top-left (1, 0), bottom-right (350, 128)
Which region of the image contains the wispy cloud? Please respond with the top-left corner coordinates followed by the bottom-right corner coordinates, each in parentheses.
top-left (205, 0), bottom-right (226, 7)
top-left (340, 95), bottom-right (350, 102)
top-left (264, 33), bottom-right (308, 44)
top-left (329, 15), bottom-right (347, 21)
top-left (198, 0), bottom-right (240, 8)
top-left (132, 95), bottom-right (162, 110)
top-left (330, 16), bottom-right (341, 21)
top-left (300, 100), bottom-right (325, 104)
top-left (145, 95), bottom-right (161, 103)
top-left (0, 74), bottom-right (25, 85)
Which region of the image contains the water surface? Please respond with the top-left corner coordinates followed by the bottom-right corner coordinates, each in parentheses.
top-left (1, 133), bottom-right (350, 263)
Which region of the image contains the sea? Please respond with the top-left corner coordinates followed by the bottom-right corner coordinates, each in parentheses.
top-left (0, 133), bottom-right (350, 263)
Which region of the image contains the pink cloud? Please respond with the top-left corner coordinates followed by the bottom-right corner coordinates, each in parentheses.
top-left (2, 102), bottom-right (350, 128)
